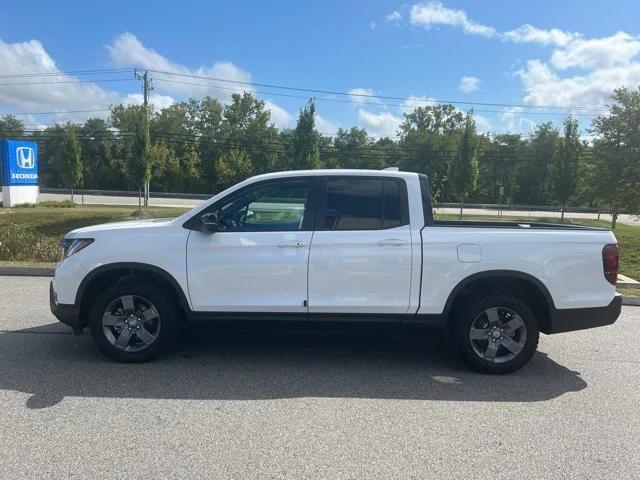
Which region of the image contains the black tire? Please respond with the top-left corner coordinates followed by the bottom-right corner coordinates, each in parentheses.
top-left (451, 295), bottom-right (539, 374)
top-left (89, 279), bottom-right (176, 362)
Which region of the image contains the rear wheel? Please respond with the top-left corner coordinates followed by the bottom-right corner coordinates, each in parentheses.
top-left (89, 280), bottom-right (175, 362)
top-left (452, 296), bottom-right (539, 374)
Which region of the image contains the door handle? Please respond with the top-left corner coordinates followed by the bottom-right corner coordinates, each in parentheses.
top-left (277, 241), bottom-right (306, 248)
top-left (377, 238), bottom-right (408, 246)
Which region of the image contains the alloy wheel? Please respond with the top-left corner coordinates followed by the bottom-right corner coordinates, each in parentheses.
top-left (468, 306), bottom-right (527, 364)
top-left (102, 295), bottom-right (161, 353)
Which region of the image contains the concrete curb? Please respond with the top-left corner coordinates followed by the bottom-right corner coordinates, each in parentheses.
top-left (0, 267), bottom-right (54, 277)
top-left (622, 296), bottom-right (640, 306)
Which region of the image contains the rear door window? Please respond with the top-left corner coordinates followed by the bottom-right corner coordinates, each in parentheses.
top-left (320, 177), bottom-right (407, 230)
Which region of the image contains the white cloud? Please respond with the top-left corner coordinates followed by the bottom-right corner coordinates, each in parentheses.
top-left (397, 92), bottom-right (489, 132)
top-left (503, 24), bottom-right (580, 47)
top-left (385, 11), bottom-right (402, 23)
top-left (458, 76), bottom-right (480, 93)
top-left (514, 30), bottom-right (640, 110)
top-left (347, 87), bottom-right (380, 104)
top-left (0, 38), bottom-right (121, 122)
top-left (400, 95), bottom-right (437, 113)
top-left (107, 32), bottom-right (254, 102)
top-left (409, 2), bottom-right (496, 37)
top-left (315, 113), bottom-right (339, 134)
top-left (550, 31), bottom-right (640, 70)
top-left (499, 107), bottom-right (536, 135)
top-left (474, 114), bottom-right (491, 133)
top-left (357, 109), bottom-right (402, 138)
top-left (517, 58), bottom-right (640, 109)
top-left (108, 32), bottom-right (295, 128)
top-left (0, 34), bottom-right (301, 133)
top-left (264, 100), bottom-right (293, 128)
top-left (396, 3), bottom-right (640, 120)
top-left (124, 93), bottom-right (176, 111)
top-left (369, 21), bottom-right (377, 30)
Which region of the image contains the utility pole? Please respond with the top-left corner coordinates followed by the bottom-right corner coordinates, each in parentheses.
top-left (134, 69), bottom-right (153, 206)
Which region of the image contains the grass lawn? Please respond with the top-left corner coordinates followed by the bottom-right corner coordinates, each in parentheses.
top-left (0, 203), bottom-right (189, 264)
top-left (620, 287), bottom-right (640, 297)
top-left (575, 220), bottom-right (640, 282)
top-left (1, 204), bottom-right (639, 282)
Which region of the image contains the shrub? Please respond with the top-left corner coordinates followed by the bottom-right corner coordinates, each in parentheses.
top-left (39, 200), bottom-right (76, 208)
top-left (0, 224), bottom-right (60, 262)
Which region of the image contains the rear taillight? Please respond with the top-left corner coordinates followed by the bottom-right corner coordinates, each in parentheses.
top-left (602, 243), bottom-right (619, 286)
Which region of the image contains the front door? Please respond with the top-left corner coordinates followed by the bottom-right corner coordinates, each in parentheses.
top-left (187, 177), bottom-right (316, 313)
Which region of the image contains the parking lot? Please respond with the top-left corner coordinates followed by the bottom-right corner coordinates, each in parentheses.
top-left (1, 275), bottom-right (639, 479)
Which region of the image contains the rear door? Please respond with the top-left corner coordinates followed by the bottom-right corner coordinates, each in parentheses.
top-left (307, 176), bottom-right (413, 315)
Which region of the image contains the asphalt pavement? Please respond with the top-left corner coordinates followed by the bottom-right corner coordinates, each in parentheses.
top-left (0, 275), bottom-right (639, 479)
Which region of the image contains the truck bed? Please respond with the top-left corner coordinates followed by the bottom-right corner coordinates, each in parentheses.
top-left (431, 220), bottom-right (607, 230)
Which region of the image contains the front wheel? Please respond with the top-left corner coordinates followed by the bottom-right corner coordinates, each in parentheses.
top-left (89, 280), bottom-right (175, 362)
top-left (452, 296), bottom-right (540, 374)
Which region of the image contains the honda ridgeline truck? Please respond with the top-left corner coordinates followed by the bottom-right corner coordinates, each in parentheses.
top-left (50, 169), bottom-right (622, 373)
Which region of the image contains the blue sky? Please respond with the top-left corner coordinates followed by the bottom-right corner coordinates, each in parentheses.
top-left (1, 1), bottom-right (640, 137)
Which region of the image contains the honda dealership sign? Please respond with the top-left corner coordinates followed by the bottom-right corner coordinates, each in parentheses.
top-left (1, 139), bottom-right (39, 206)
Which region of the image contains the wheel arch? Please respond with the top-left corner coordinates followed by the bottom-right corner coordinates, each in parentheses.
top-left (443, 270), bottom-right (556, 334)
top-left (76, 262), bottom-right (192, 327)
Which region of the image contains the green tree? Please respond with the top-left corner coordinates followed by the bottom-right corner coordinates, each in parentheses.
top-left (215, 148), bottom-right (253, 190)
top-left (148, 139), bottom-right (178, 192)
top-left (129, 109), bottom-right (152, 210)
top-left (550, 116), bottom-right (582, 222)
top-left (514, 122), bottom-right (558, 205)
top-left (180, 144), bottom-right (204, 192)
top-left (221, 92), bottom-right (280, 176)
top-left (398, 104), bottom-right (464, 201)
top-left (80, 118), bottom-right (120, 189)
top-left (37, 125), bottom-right (66, 187)
top-left (399, 104), bottom-right (464, 136)
top-left (474, 134), bottom-right (524, 204)
top-left (292, 99), bottom-right (321, 170)
top-left (332, 127), bottom-right (384, 169)
top-left (192, 97), bottom-right (224, 191)
top-left (58, 125), bottom-right (83, 201)
top-left (448, 112), bottom-right (479, 217)
top-left (0, 115), bottom-right (24, 138)
top-left (590, 87), bottom-right (640, 228)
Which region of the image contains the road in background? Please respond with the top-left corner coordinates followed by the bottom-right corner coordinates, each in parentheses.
top-left (35, 190), bottom-right (640, 225)
top-left (39, 191), bottom-right (202, 209)
top-left (1, 276), bottom-right (639, 479)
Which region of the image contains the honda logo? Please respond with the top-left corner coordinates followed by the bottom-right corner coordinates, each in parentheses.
top-left (16, 146), bottom-right (35, 169)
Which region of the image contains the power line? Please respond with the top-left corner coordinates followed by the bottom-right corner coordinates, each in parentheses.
top-left (0, 68), bottom-right (134, 78)
top-left (0, 78), bottom-right (135, 86)
top-left (0, 108), bottom-right (112, 116)
top-left (148, 68), bottom-right (610, 113)
top-left (153, 78), bottom-right (601, 117)
top-left (1, 129), bottom-right (614, 164)
top-left (145, 130), bottom-right (599, 158)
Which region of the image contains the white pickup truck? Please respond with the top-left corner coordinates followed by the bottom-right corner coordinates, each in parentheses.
top-left (50, 169), bottom-right (621, 373)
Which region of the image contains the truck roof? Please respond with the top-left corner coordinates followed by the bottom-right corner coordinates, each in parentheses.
top-left (248, 169), bottom-right (419, 182)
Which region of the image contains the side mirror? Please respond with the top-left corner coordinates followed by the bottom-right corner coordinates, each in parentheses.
top-left (200, 212), bottom-right (219, 234)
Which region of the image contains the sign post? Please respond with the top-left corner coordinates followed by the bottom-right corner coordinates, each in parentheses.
top-left (1, 139), bottom-right (39, 207)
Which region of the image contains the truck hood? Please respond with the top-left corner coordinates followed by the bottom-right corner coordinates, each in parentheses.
top-left (66, 218), bottom-right (175, 237)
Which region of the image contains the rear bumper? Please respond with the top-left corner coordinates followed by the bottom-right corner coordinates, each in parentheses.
top-left (547, 294), bottom-right (622, 334)
top-left (49, 281), bottom-right (82, 334)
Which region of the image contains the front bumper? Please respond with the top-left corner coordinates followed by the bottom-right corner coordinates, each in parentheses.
top-left (49, 282), bottom-right (83, 334)
top-left (547, 294), bottom-right (622, 334)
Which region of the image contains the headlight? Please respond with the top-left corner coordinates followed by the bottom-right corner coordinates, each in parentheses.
top-left (59, 238), bottom-right (94, 260)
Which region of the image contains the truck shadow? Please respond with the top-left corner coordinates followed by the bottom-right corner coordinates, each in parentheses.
top-left (0, 323), bottom-right (587, 409)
